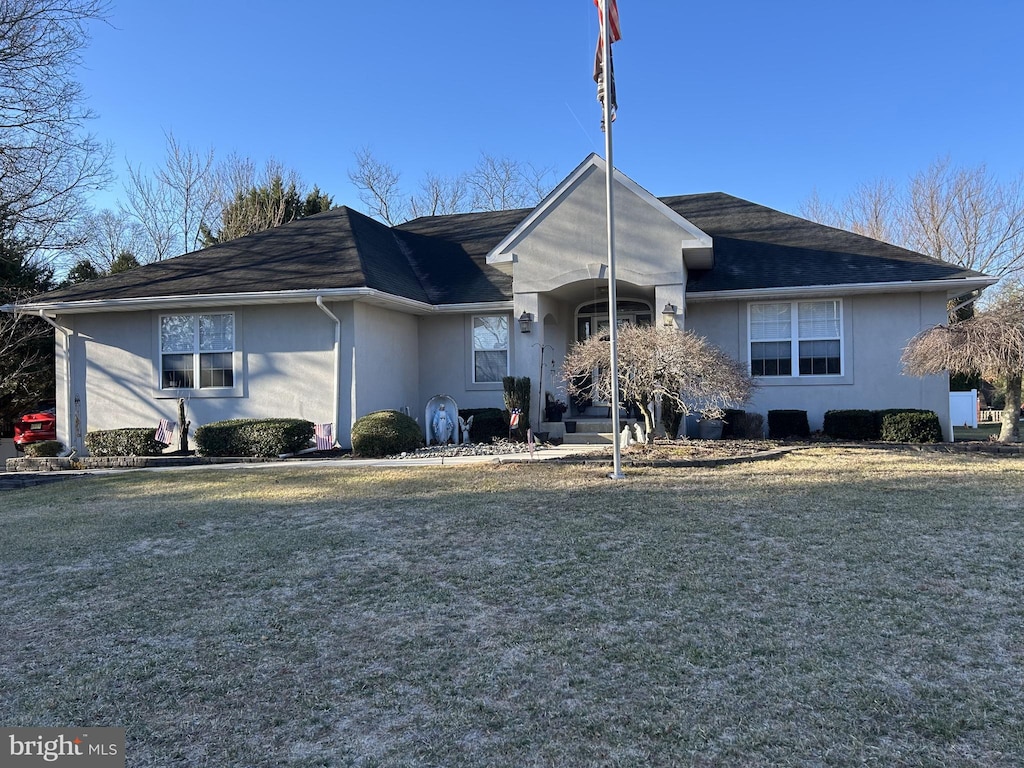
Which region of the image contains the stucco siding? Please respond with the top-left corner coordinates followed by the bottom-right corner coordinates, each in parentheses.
top-left (688, 291), bottom-right (952, 436)
top-left (418, 314), bottom-right (508, 414)
top-left (61, 303), bottom-right (339, 454)
top-left (352, 303), bottom-right (420, 428)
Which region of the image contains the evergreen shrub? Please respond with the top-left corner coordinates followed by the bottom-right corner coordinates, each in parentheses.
top-left (350, 410), bottom-right (424, 458)
top-left (195, 418), bottom-right (315, 457)
top-left (767, 410), bottom-right (810, 439)
top-left (85, 428), bottom-right (168, 456)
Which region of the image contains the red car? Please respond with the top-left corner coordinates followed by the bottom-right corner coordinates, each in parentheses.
top-left (13, 408), bottom-right (57, 451)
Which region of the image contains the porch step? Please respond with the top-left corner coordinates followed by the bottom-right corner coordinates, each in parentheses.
top-left (559, 418), bottom-right (620, 445)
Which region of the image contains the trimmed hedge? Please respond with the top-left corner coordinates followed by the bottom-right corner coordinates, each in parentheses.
top-left (768, 410), bottom-right (810, 439)
top-left (459, 408), bottom-right (507, 443)
top-left (721, 409), bottom-right (765, 439)
top-left (23, 440), bottom-right (64, 457)
top-left (86, 428), bottom-right (168, 457)
top-left (351, 410), bottom-right (424, 458)
top-left (823, 410), bottom-right (878, 440)
top-left (195, 418), bottom-right (315, 457)
top-left (879, 410), bottom-right (943, 443)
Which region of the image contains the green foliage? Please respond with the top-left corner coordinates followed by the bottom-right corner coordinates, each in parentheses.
top-left (879, 411), bottom-right (943, 443)
top-left (1, 222), bottom-right (56, 423)
top-left (459, 408), bottom-right (506, 443)
top-left (85, 428), bottom-right (167, 456)
top-left (502, 376), bottom-right (531, 435)
top-left (768, 410), bottom-right (810, 439)
top-left (109, 251), bottom-right (141, 274)
top-left (195, 418), bottom-right (315, 457)
top-left (63, 258), bottom-right (101, 285)
top-left (661, 398), bottom-right (683, 438)
top-left (350, 410), bottom-right (424, 458)
top-left (202, 175), bottom-right (335, 246)
top-left (823, 410), bottom-right (879, 440)
top-left (23, 440), bottom-right (64, 457)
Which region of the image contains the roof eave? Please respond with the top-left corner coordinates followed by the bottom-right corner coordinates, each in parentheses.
top-left (3, 288), bottom-right (514, 317)
top-left (685, 276), bottom-right (999, 303)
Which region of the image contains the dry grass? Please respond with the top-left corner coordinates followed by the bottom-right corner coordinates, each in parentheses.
top-left (2, 448), bottom-right (1023, 766)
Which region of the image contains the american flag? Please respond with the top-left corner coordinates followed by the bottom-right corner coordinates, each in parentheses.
top-left (594, 0), bottom-right (620, 126)
top-left (314, 423), bottom-right (334, 450)
top-left (509, 409), bottom-right (521, 429)
top-left (155, 418), bottom-right (176, 445)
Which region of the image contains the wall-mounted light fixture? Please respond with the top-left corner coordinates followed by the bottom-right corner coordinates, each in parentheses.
top-left (519, 311), bottom-right (533, 333)
top-left (662, 303), bottom-right (677, 327)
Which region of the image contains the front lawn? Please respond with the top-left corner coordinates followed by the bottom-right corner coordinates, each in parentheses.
top-left (2, 448), bottom-right (1023, 766)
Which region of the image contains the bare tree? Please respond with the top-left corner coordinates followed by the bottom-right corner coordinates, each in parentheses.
top-left (801, 158), bottom-right (1024, 281)
top-left (70, 208), bottom-right (146, 270)
top-left (562, 324), bottom-right (753, 443)
top-left (0, 0), bottom-right (112, 258)
top-left (348, 148), bottom-right (555, 225)
top-left (348, 147), bottom-right (405, 225)
top-left (902, 287), bottom-right (1024, 443)
top-left (123, 131), bottom-right (218, 258)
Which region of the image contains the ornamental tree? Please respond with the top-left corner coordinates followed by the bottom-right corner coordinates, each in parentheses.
top-left (562, 324), bottom-right (753, 443)
top-left (901, 287), bottom-right (1024, 443)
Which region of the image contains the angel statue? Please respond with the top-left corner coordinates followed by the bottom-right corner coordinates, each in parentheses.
top-left (458, 415), bottom-right (475, 445)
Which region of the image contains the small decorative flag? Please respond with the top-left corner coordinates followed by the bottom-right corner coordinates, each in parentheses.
top-left (314, 423), bottom-right (334, 450)
top-left (155, 418), bottom-right (176, 445)
top-left (509, 409), bottom-right (521, 429)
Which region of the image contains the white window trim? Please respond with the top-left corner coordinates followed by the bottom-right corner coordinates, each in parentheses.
top-left (747, 299), bottom-right (846, 380)
top-left (466, 313), bottom-right (511, 390)
top-left (153, 311), bottom-right (244, 399)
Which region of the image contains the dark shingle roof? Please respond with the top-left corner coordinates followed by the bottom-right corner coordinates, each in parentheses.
top-left (24, 191), bottom-right (986, 308)
top-left (661, 192), bottom-right (985, 292)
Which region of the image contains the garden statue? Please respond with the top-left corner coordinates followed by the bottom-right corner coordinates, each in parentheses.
top-left (425, 395), bottom-right (459, 445)
top-left (458, 415), bottom-right (474, 445)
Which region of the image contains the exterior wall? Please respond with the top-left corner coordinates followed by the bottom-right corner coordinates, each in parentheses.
top-left (57, 303), bottom-right (340, 454)
top-left (687, 291), bottom-right (953, 438)
top-left (351, 302), bottom-right (420, 433)
top-left (418, 313), bottom-right (510, 414)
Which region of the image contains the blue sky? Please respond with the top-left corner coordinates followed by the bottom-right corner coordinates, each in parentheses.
top-left (78, 0), bottom-right (1024, 219)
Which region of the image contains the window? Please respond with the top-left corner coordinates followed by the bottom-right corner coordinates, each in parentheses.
top-left (472, 315), bottom-right (509, 383)
top-left (160, 313), bottom-right (235, 389)
top-left (749, 300), bottom-right (842, 377)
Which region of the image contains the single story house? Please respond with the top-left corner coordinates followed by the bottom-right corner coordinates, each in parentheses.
top-left (4, 155), bottom-right (995, 451)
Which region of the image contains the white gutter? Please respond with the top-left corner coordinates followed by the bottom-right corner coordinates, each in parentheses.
top-left (315, 296), bottom-right (342, 449)
top-left (33, 310), bottom-right (76, 452)
top-left (2, 288), bottom-right (514, 317)
top-left (684, 277), bottom-right (998, 303)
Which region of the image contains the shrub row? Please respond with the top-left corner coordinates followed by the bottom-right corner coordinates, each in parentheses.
top-left (85, 428), bottom-right (168, 457)
top-left (22, 440), bottom-right (65, 457)
top-left (823, 408), bottom-right (942, 443)
top-left (194, 418), bottom-right (315, 457)
top-left (459, 408), bottom-right (507, 443)
top-left (721, 409), bottom-right (766, 439)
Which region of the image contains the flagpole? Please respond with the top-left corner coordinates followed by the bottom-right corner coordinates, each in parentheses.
top-left (600, 0), bottom-right (624, 480)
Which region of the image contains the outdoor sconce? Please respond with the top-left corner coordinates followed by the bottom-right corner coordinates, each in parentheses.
top-left (519, 311), bottom-right (533, 333)
top-left (662, 303), bottom-right (677, 327)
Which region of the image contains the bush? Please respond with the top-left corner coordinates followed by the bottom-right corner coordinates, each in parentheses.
top-left (195, 418), bottom-right (315, 457)
top-left (502, 376), bottom-right (531, 435)
top-left (735, 412), bottom-right (765, 438)
top-left (879, 410), bottom-right (943, 443)
top-left (459, 408), bottom-right (506, 443)
top-left (768, 410), bottom-right (810, 439)
top-left (85, 428), bottom-right (168, 456)
top-left (823, 410), bottom-right (879, 440)
top-left (23, 440), bottom-right (64, 457)
top-left (351, 410), bottom-right (424, 458)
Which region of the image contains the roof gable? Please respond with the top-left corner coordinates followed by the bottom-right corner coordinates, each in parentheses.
top-left (486, 154), bottom-right (713, 270)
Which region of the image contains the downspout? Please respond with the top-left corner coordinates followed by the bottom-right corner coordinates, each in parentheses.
top-left (34, 310), bottom-right (76, 452)
top-left (315, 296), bottom-right (341, 448)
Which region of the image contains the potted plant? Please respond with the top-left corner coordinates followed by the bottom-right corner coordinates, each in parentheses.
top-left (697, 407), bottom-right (725, 440)
top-left (544, 394), bottom-right (567, 423)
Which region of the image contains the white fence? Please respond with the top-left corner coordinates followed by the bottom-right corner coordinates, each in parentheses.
top-left (949, 389), bottom-right (978, 429)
